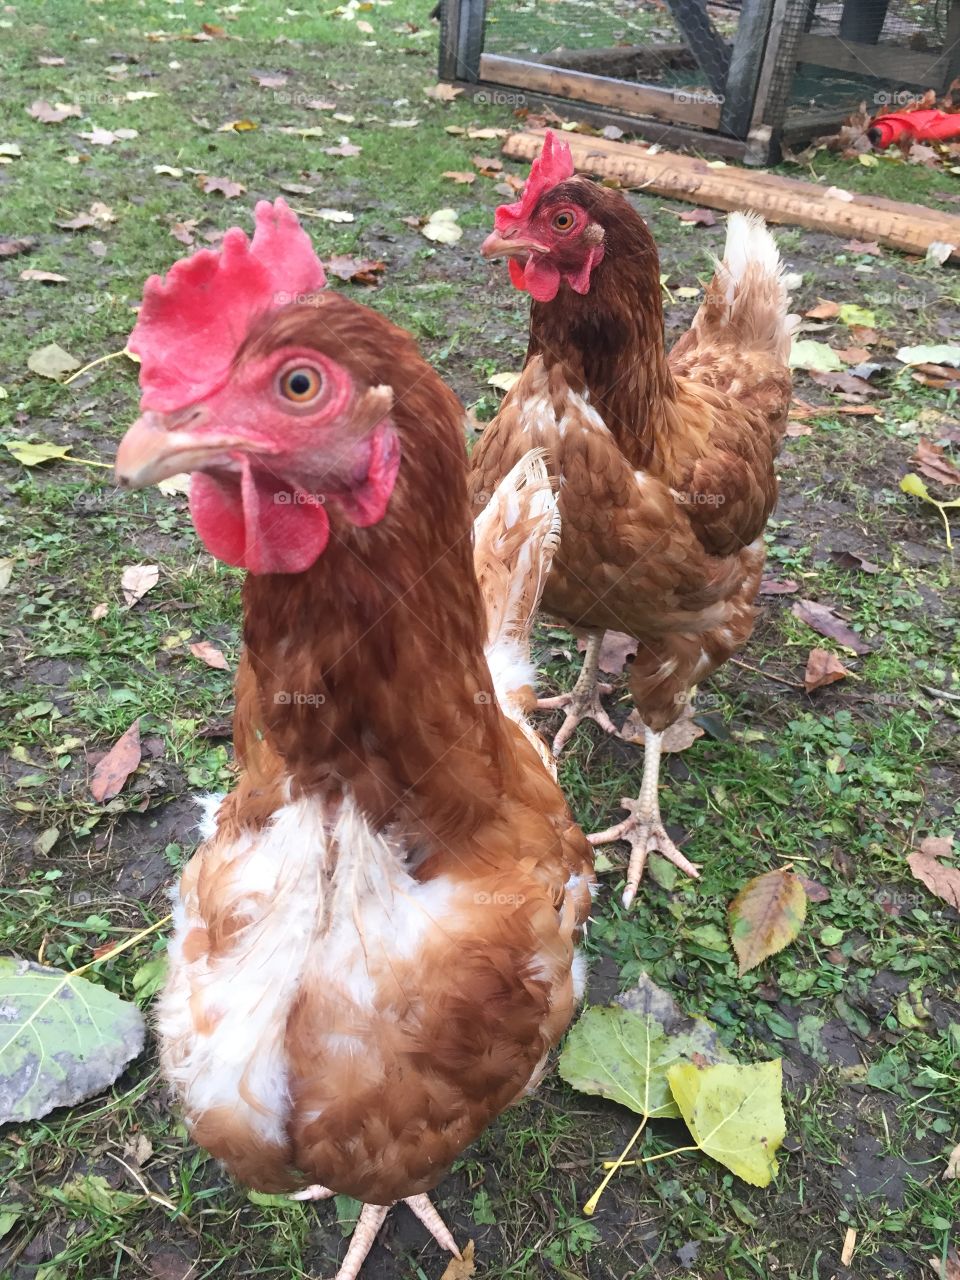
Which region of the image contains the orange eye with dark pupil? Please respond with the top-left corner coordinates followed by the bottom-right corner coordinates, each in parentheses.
top-left (553, 211), bottom-right (575, 230)
top-left (280, 366), bottom-right (322, 403)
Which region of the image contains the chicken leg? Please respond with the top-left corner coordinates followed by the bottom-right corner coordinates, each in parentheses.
top-left (292, 1185), bottom-right (461, 1280)
top-left (589, 723), bottom-right (700, 908)
top-left (538, 631), bottom-right (619, 755)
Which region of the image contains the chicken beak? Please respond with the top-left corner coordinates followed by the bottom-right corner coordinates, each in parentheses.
top-left (115, 410), bottom-right (249, 489)
top-left (481, 230), bottom-right (550, 260)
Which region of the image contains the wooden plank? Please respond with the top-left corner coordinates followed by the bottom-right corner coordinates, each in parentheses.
top-left (458, 80), bottom-right (748, 157)
top-left (478, 54), bottom-right (723, 128)
top-left (662, 0), bottom-right (730, 93)
top-left (721, 0), bottom-right (777, 137)
top-left (438, 0), bottom-right (485, 81)
top-left (502, 128), bottom-right (960, 259)
top-left (796, 33), bottom-right (941, 85)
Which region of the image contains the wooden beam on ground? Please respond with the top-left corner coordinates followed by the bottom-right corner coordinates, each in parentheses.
top-left (501, 128), bottom-right (960, 260)
top-left (478, 54), bottom-right (723, 128)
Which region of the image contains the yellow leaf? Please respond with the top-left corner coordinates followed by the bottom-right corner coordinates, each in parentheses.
top-left (667, 1059), bottom-right (785, 1187)
top-left (728, 868), bottom-right (807, 976)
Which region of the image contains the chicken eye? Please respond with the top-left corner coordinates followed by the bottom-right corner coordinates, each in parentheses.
top-left (553, 211), bottom-right (575, 231)
top-left (279, 366), bottom-right (323, 403)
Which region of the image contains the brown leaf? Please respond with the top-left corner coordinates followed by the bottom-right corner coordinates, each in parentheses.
top-left (848, 325), bottom-right (878, 346)
top-left (797, 875), bottom-right (830, 903)
top-left (439, 1240), bottom-right (475, 1280)
top-left (804, 299), bottom-right (840, 320)
top-left (842, 239), bottom-right (880, 255)
top-left (834, 346), bottom-right (871, 365)
top-left (28, 99), bottom-right (82, 123)
top-left (804, 647), bottom-right (849, 692)
top-left (424, 82), bottom-right (463, 101)
top-left (121, 563), bottom-right (159, 606)
top-left (90, 719), bottom-right (142, 803)
top-left (200, 175), bottom-right (246, 198)
top-left (622, 701), bottom-right (703, 753)
top-left (189, 640), bottom-right (229, 670)
top-left (912, 438), bottom-right (960, 487)
top-left (944, 1140), bottom-right (960, 1180)
top-left (201, 21), bottom-right (227, 36)
top-left (588, 630), bottom-right (636, 675)
top-left (305, 98), bottom-right (337, 111)
top-left (792, 599), bottom-right (871, 654)
top-left (170, 219), bottom-right (198, 245)
top-left (907, 840), bottom-right (960, 911)
top-left (785, 421), bottom-right (812, 437)
top-left (324, 254), bottom-right (386, 284)
top-left (472, 154), bottom-right (502, 173)
top-left (56, 212), bottom-right (97, 230)
top-left (728, 868), bottom-right (807, 976)
top-left (808, 370), bottom-right (878, 396)
top-left (677, 207), bottom-right (717, 226)
top-left (324, 139), bottom-right (361, 157)
top-left (829, 549), bottom-right (880, 574)
top-left (759, 577), bottom-right (798, 594)
top-left (442, 170), bottom-right (476, 185)
top-left (252, 72), bottom-right (288, 88)
top-left (38, 56), bottom-right (67, 66)
top-left (79, 127), bottom-right (138, 146)
top-left (912, 365), bottom-right (960, 389)
top-left (20, 269), bottom-right (68, 283)
top-left (0, 237), bottom-right (34, 258)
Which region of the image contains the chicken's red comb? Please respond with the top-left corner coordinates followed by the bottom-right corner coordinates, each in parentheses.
top-left (494, 130), bottom-right (574, 230)
top-left (129, 198), bottom-right (327, 413)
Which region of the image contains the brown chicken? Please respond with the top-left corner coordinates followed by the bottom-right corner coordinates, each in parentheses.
top-left (470, 132), bottom-right (794, 907)
top-left (114, 200), bottom-right (593, 1279)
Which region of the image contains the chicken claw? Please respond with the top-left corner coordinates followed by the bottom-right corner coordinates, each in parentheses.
top-left (538, 631), bottom-right (618, 756)
top-left (589, 724), bottom-right (700, 907)
top-left (293, 1187), bottom-right (460, 1280)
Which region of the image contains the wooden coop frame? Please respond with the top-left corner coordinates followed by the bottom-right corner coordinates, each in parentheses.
top-left (439, 0), bottom-right (960, 163)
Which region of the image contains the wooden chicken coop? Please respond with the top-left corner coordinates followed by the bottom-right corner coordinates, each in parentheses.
top-left (439, 0), bottom-right (960, 162)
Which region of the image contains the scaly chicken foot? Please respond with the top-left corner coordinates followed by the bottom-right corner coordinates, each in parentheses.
top-left (589, 724), bottom-right (700, 908)
top-left (538, 631), bottom-right (618, 756)
top-left (291, 1186), bottom-right (461, 1280)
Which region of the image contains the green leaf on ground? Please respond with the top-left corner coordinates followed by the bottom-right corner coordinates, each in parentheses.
top-left (666, 1059), bottom-right (785, 1187)
top-left (0, 956), bottom-right (146, 1123)
top-left (789, 340), bottom-right (843, 372)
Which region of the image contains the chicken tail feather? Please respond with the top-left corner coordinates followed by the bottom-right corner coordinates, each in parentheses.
top-left (695, 211), bottom-right (798, 363)
top-left (473, 448), bottom-right (560, 758)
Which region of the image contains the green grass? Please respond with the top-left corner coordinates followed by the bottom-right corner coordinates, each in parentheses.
top-left (2, 2), bottom-right (960, 1278)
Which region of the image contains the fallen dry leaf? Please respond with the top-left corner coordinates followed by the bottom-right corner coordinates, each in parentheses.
top-left (217, 119), bottom-right (258, 133)
top-left (252, 72), bottom-right (288, 88)
top-left (324, 254), bottom-right (385, 284)
top-left (424, 82), bottom-right (462, 101)
top-left (759, 577), bottom-right (798, 594)
top-left (442, 170), bottom-right (476, 185)
top-left (907, 837), bottom-right (960, 911)
top-left (842, 239), bottom-right (880, 255)
top-left (622, 701), bottom-right (703, 753)
top-left (0, 237), bottom-right (34, 258)
top-left (38, 56), bottom-right (66, 66)
top-left (472, 154), bottom-right (502, 174)
top-left (79, 127), bottom-right (138, 146)
top-left (90, 719), bottom-right (142, 803)
top-left (439, 1240), bottom-right (475, 1280)
top-left (91, 602), bottom-right (109, 621)
top-left (912, 438), bottom-right (960, 487)
top-left (804, 647), bottom-right (849, 692)
top-left (804, 300), bottom-right (840, 320)
top-left (589, 631), bottom-right (636, 675)
top-left (20, 268), bottom-right (68, 284)
top-left (834, 346), bottom-right (872, 365)
top-left (189, 641), bottom-right (229, 671)
top-left (170, 219), bottom-right (198, 246)
top-left (792, 599), bottom-right (871, 654)
top-left (421, 208), bottom-right (461, 244)
top-left (677, 207), bottom-right (717, 226)
top-left (200, 175), bottom-right (246, 198)
top-left (944, 1141), bottom-right (960, 1180)
top-left (324, 138), bottom-right (361, 157)
top-left (121, 564), bottom-right (160, 607)
top-left (728, 867), bottom-right (807, 976)
top-left (829, 549), bottom-right (880, 574)
top-left (28, 99), bottom-right (81, 123)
